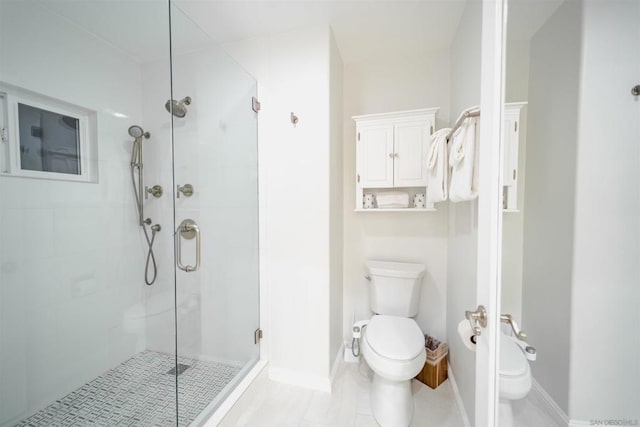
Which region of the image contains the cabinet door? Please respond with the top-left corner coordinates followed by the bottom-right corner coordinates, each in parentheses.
top-left (393, 120), bottom-right (430, 187)
top-left (502, 111), bottom-right (520, 210)
top-left (358, 125), bottom-right (394, 188)
top-left (502, 112), bottom-right (519, 188)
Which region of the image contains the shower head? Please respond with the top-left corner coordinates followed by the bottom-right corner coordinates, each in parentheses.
top-left (128, 125), bottom-right (150, 140)
top-left (165, 96), bottom-right (191, 118)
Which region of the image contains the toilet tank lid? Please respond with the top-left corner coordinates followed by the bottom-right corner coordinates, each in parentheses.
top-left (365, 260), bottom-right (426, 279)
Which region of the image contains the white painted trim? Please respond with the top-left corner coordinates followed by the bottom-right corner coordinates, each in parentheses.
top-left (328, 343), bottom-right (345, 390)
top-left (475, 0), bottom-right (508, 425)
top-left (201, 359), bottom-right (267, 426)
top-left (352, 107), bottom-right (440, 122)
top-left (568, 421), bottom-right (590, 427)
top-left (530, 378), bottom-right (570, 426)
top-left (268, 366), bottom-right (331, 393)
top-left (448, 365), bottom-right (472, 427)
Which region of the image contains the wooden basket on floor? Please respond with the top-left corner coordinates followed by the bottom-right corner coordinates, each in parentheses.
top-left (416, 335), bottom-right (448, 389)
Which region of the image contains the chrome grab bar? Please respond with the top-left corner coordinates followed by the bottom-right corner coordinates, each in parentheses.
top-left (501, 314), bottom-right (527, 341)
top-left (176, 219), bottom-right (200, 272)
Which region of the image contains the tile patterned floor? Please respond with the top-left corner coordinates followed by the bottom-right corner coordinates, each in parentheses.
top-left (15, 350), bottom-right (241, 427)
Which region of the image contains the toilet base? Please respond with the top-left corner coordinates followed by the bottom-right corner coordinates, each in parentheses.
top-left (499, 398), bottom-right (515, 427)
top-left (371, 373), bottom-right (414, 427)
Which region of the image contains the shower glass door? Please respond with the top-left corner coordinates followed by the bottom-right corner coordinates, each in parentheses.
top-left (168, 4), bottom-right (261, 424)
top-left (0, 0), bottom-right (181, 425)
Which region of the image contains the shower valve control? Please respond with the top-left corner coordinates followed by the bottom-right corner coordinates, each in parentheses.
top-left (145, 185), bottom-right (163, 199)
top-left (177, 184), bottom-right (194, 198)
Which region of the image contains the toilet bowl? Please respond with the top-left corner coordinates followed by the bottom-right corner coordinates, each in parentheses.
top-left (362, 316), bottom-right (426, 426)
top-left (498, 335), bottom-right (532, 427)
top-left (359, 260), bottom-right (427, 427)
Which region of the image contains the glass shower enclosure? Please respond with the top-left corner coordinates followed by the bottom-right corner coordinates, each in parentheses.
top-left (0, 1), bottom-right (260, 425)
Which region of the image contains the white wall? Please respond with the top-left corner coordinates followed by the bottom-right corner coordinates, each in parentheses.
top-left (329, 32), bottom-right (344, 375)
top-left (342, 51), bottom-right (451, 344)
top-left (0, 1), bottom-right (149, 424)
top-left (522, 0), bottom-right (582, 413)
top-left (445, 1), bottom-right (482, 425)
top-left (500, 39), bottom-right (530, 323)
top-left (224, 26), bottom-right (343, 390)
top-left (568, 0), bottom-right (640, 421)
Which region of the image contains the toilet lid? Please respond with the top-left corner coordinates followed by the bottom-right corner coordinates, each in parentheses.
top-left (500, 338), bottom-right (528, 376)
top-left (365, 315), bottom-right (424, 361)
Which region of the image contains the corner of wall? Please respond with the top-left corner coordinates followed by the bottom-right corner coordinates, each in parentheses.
top-left (329, 25), bottom-right (345, 375)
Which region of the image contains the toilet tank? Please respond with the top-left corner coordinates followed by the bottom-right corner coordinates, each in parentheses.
top-left (365, 260), bottom-right (426, 317)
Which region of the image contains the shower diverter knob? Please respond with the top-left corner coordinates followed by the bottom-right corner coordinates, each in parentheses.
top-left (177, 184), bottom-right (194, 198)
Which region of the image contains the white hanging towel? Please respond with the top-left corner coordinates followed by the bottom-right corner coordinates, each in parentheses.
top-left (426, 128), bottom-right (451, 204)
top-left (449, 117), bottom-right (479, 202)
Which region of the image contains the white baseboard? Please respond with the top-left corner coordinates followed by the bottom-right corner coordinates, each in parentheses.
top-left (267, 345), bottom-right (344, 394)
top-left (530, 378), bottom-right (570, 426)
top-left (268, 366), bottom-right (332, 393)
top-left (328, 343), bottom-right (345, 391)
top-left (568, 421), bottom-right (590, 427)
top-left (447, 366), bottom-right (472, 427)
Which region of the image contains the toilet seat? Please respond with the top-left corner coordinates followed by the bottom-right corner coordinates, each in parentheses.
top-left (366, 315), bottom-right (425, 360)
top-left (362, 315), bottom-right (426, 382)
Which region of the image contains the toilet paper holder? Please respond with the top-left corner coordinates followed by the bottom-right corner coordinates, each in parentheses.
top-left (464, 306), bottom-right (528, 342)
top-left (465, 305), bottom-right (487, 337)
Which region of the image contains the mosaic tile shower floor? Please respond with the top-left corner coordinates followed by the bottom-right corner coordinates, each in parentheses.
top-left (15, 350), bottom-right (241, 426)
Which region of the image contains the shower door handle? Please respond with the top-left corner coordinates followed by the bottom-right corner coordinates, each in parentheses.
top-left (176, 219), bottom-right (200, 272)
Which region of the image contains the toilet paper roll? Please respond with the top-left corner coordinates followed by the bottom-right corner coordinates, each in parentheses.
top-left (457, 320), bottom-right (477, 352)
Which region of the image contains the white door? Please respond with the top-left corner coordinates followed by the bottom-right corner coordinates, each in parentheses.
top-left (358, 125), bottom-right (394, 188)
top-left (393, 121), bottom-right (429, 187)
top-left (472, 0), bottom-right (507, 425)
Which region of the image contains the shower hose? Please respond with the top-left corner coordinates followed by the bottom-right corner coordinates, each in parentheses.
top-left (130, 160), bottom-right (159, 286)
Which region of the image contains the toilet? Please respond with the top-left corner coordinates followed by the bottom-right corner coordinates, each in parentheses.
top-left (361, 260), bottom-right (427, 427)
top-left (498, 333), bottom-right (533, 427)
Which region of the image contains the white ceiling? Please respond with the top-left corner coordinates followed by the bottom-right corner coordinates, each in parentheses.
top-left (37, 0), bottom-right (564, 65)
top-left (173, 0), bottom-right (468, 63)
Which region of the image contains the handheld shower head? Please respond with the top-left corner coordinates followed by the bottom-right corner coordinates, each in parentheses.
top-left (128, 125), bottom-right (150, 139)
top-left (165, 96), bottom-right (191, 118)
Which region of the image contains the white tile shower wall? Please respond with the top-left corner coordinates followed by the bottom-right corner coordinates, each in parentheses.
top-left (342, 51), bottom-right (451, 344)
top-left (141, 43), bottom-right (260, 366)
top-left (0, 1), bottom-right (150, 424)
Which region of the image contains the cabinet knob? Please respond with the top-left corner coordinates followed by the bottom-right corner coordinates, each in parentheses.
top-left (389, 153), bottom-right (394, 158)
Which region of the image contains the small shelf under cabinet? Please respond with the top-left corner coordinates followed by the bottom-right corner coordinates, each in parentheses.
top-left (354, 208), bottom-right (437, 212)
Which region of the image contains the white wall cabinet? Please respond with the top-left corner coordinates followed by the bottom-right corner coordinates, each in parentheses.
top-left (502, 102), bottom-right (527, 211)
top-left (354, 108), bottom-right (438, 211)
